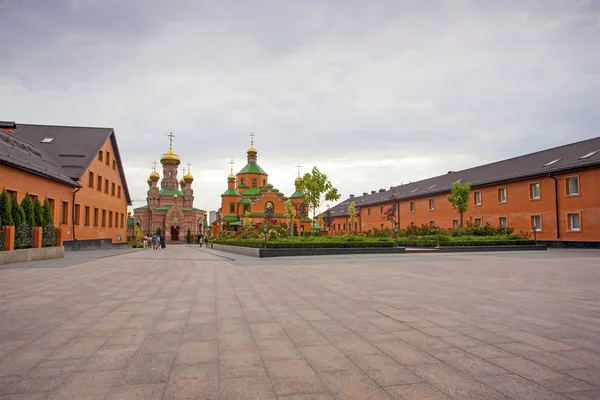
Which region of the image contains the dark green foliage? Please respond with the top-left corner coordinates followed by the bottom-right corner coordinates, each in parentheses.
top-left (186, 228), bottom-right (192, 243)
top-left (42, 199), bottom-right (53, 226)
top-left (33, 198), bottom-right (44, 227)
top-left (155, 227), bottom-right (162, 236)
top-left (11, 196), bottom-right (25, 227)
top-left (0, 189), bottom-right (13, 226)
top-left (20, 194), bottom-right (35, 228)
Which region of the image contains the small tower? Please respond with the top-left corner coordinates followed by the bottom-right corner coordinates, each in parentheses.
top-left (160, 132), bottom-right (181, 190)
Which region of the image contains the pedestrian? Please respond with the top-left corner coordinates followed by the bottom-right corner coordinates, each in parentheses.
top-left (152, 234), bottom-right (158, 250)
top-left (143, 235), bottom-right (148, 249)
top-left (199, 236), bottom-right (203, 248)
top-left (160, 235), bottom-right (166, 249)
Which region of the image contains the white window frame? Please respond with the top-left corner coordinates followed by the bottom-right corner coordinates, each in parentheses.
top-left (474, 218), bottom-right (482, 226)
top-left (498, 187), bottom-right (507, 203)
top-left (499, 216), bottom-right (508, 227)
top-left (531, 215), bottom-right (542, 232)
top-left (566, 176), bottom-right (580, 196)
top-left (409, 202), bottom-right (415, 212)
top-left (529, 182), bottom-right (541, 200)
top-left (428, 198), bottom-right (434, 210)
top-left (474, 191), bottom-right (482, 206)
top-left (567, 212), bottom-right (581, 232)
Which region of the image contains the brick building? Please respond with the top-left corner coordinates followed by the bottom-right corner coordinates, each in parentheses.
top-left (327, 137), bottom-right (600, 245)
top-left (0, 121), bottom-right (131, 245)
top-left (212, 137), bottom-right (310, 235)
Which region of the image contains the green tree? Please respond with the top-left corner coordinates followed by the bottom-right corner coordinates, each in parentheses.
top-left (283, 200), bottom-right (296, 236)
top-left (447, 181), bottom-right (472, 228)
top-left (0, 189), bottom-right (13, 226)
top-left (42, 198), bottom-right (53, 226)
top-left (21, 193), bottom-right (34, 227)
top-left (155, 227), bottom-right (162, 236)
top-left (186, 227), bottom-right (192, 243)
top-left (33, 198), bottom-right (43, 227)
top-left (242, 211), bottom-right (253, 230)
top-left (347, 201), bottom-right (357, 233)
top-left (297, 166), bottom-right (341, 223)
top-left (11, 195), bottom-right (25, 226)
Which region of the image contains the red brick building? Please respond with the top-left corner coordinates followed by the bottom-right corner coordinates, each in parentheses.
top-left (327, 137), bottom-right (600, 245)
top-left (1, 121), bottom-right (132, 246)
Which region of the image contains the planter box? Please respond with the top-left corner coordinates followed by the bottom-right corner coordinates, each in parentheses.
top-left (0, 246), bottom-right (64, 265)
top-left (212, 243), bottom-right (406, 258)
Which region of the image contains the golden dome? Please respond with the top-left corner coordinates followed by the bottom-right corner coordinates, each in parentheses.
top-left (184, 172), bottom-right (194, 183)
top-left (247, 144), bottom-right (257, 155)
top-left (179, 177), bottom-right (185, 186)
top-left (147, 178), bottom-right (152, 185)
top-left (160, 146), bottom-right (181, 165)
top-left (228, 172), bottom-right (235, 181)
top-left (149, 170), bottom-right (160, 181)
top-left (173, 194), bottom-right (178, 199)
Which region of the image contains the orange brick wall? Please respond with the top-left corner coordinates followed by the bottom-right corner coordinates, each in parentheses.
top-left (1, 137), bottom-right (129, 243)
top-left (331, 167), bottom-right (600, 242)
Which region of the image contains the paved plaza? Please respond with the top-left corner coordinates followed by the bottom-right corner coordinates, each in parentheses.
top-left (0, 247), bottom-right (599, 399)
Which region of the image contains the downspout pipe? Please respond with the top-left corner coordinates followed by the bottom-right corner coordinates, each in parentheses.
top-left (548, 174), bottom-right (560, 239)
top-left (72, 187), bottom-right (81, 241)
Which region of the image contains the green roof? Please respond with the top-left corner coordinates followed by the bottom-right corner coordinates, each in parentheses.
top-left (158, 188), bottom-right (184, 197)
top-left (300, 217), bottom-right (312, 222)
top-left (311, 222), bottom-right (322, 229)
top-left (241, 187), bottom-right (262, 195)
top-left (229, 221), bottom-right (242, 226)
top-left (238, 198), bottom-right (251, 205)
top-left (203, 218), bottom-right (208, 227)
top-left (133, 205), bottom-right (149, 210)
top-left (238, 162), bottom-right (267, 174)
top-left (222, 215), bottom-right (240, 222)
top-left (155, 205), bottom-right (173, 211)
top-left (127, 217), bottom-right (135, 227)
top-left (290, 190), bottom-right (304, 198)
top-left (249, 212), bottom-right (285, 218)
top-left (239, 183), bottom-right (249, 189)
top-left (222, 188), bottom-right (241, 196)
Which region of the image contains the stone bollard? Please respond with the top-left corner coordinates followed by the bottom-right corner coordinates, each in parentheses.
top-left (32, 227), bottom-right (43, 248)
top-left (3, 226), bottom-right (15, 251)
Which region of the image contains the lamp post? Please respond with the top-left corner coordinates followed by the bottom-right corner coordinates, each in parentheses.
top-left (435, 226), bottom-right (440, 249)
top-left (244, 229), bottom-right (248, 239)
top-left (394, 223), bottom-right (398, 248)
top-left (263, 224), bottom-right (268, 249)
top-left (533, 224), bottom-right (537, 245)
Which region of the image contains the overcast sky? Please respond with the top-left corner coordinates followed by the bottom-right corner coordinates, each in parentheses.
top-left (1, 0), bottom-right (599, 213)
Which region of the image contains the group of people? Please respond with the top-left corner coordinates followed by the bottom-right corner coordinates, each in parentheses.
top-left (143, 234), bottom-right (166, 250)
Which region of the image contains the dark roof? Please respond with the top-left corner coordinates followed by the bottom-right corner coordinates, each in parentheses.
top-left (328, 136), bottom-right (600, 218)
top-left (10, 123), bottom-right (132, 204)
top-left (0, 121), bottom-right (16, 129)
top-left (0, 128), bottom-right (80, 187)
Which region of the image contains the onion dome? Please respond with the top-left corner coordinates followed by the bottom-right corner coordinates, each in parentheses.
top-left (228, 172), bottom-right (236, 181)
top-left (160, 145), bottom-right (181, 165)
top-left (149, 170), bottom-right (160, 181)
top-left (247, 144), bottom-right (257, 156)
top-left (184, 172), bottom-right (194, 183)
top-left (173, 194), bottom-right (178, 199)
top-left (179, 177), bottom-right (185, 186)
top-left (147, 178), bottom-right (152, 186)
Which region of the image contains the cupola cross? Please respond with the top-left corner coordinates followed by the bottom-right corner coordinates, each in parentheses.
top-left (228, 159), bottom-right (235, 174)
top-left (187, 162), bottom-right (192, 173)
top-left (152, 160), bottom-right (157, 171)
top-left (249, 132), bottom-right (255, 145)
top-left (167, 132), bottom-right (175, 147)
top-left (296, 162), bottom-right (302, 177)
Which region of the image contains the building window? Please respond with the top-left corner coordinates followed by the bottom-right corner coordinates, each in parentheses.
top-left (343, 223), bottom-right (346, 230)
top-left (106, 151), bottom-right (110, 165)
top-left (428, 199), bottom-right (434, 210)
top-left (61, 201), bottom-right (69, 224)
top-left (97, 175), bottom-right (102, 191)
top-left (265, 201), bottom-right (274, 213)
top-left (531, 215), bottom-right (541, 232)
top-left (252, 178), bottom-right (257, 188)
top-left (102, 210), bottom-right (106, 227)
top-left (566, 176), bottom-right (579, 196)
top-left (47, 198), bottom-right (55, 218)
top-left (498, 188), bottom-right (507, 203)
top-left (120, 214), bottom-right (124, 228)
top-left (452, 219), bottom-right (458, 228)
top-left (367, 208), bottom-right (371, 216)
top-left (499, 216), bottom-right (508, 227)
top-left (84, 206), bottom-right (90, 226)
top-left (530, 183), bottom-right (541, 200)
top-left (241, 178), bottom-right (245, 185)
top-left (88, 171), bottom-right (94, 188)
top-left (29, 194), bottom-right (38, 203)
top-left (104, 179), bottom-right (109, 194)
top-left (117, 186), bottom-right (121, 198)
top-left (380, 206), bottom-right (383, 215)
top-left (93, 208), bottom-right (99, 226)
top-left (111, 182), bottom-right (116, 196)
top-left (380, 223), bottom-right (384, 230)
top-left (98, 151), bottom-right (103, 161)
top-left (263, 179), bottom-right (266, 186)
top-left (338, 223), bottom-right (340, 230)
top-left (108, 211), bottom-right (113, 227)
top-left (567, 212), bottom-right (581, 232)
top-left (409, 202), bottom-right (415, 212)
top-left (230, 202), bottom-right (235, 213)
top-left (474, 191), bottom-right (482, 206)
top-left (244, 204), bottom-right (249, 213)
top-left (354, 222), bottom-right (357, 230)
top-left (6, 189), bottom-right (17, 200)
top-left (475, 218), bottom-right (482, 226)
top-left (112, 160), bottom-right (116, 170)
top-left (74, 204), bottom-right (81, 225)
top-left (429, 221), bottom-right (435, 227)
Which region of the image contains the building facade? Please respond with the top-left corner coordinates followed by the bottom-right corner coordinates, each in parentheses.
top-left (131, 136), bottom-right (206, 241)
top-left (327, 137), bottom-right (600, 245)
top-left (212, 139), bottom-right (310, 235)
top-left (1, 121), bottom-right (132, 244)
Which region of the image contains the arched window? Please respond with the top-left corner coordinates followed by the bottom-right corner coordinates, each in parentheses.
top-left (98, 151), bottom-right (103, 161)
top-left (252, 178), bottom-right (257, 188)
top-left (265, 201), bottom-right (274, 213)
top-left (241, 178), bottom-right (245, 185)
top-left (230, 202), bottom-right (235, 213)
top-left (263, 179), bottom-right (266, 186)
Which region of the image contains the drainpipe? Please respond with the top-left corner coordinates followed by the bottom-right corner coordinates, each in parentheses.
top-left (548, 174), bottom-right (560, 239)
top-left (72, 186), bottom-right (81, 241)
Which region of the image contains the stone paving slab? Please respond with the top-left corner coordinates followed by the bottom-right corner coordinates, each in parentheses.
top-left (0, 246), bottom-right (599, 399)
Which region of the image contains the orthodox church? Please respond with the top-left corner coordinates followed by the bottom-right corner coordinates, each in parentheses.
top-left (212, 135), bottom-right (311, 235)
top-left (131, 134), bottom-right (206, 241)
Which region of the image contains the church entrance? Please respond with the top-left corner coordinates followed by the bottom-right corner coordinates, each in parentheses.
top-left (170, 226), bottom-right (180, 241)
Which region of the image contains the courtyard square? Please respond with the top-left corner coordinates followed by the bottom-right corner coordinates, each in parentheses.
top-left (0, 247), bottom-right (599, 399)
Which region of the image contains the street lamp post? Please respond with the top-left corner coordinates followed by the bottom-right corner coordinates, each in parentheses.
top-left (394, 223), bottom-right (398, 248)
top-left (435, 226), bottom-right (440, 249)
top-left (263, 224), bottom-right (268, 249)
top-left (533, 224), bottom-right (537, 245)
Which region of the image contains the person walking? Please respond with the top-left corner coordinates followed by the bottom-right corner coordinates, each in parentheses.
top-left (152, 234), bottom-right (158, 250)
top-left (143, 235), bottom-right (148, 250)
top-left (199, 236), bottom-right (204, 248)
top-left (160, 235), bottom-right (166, 249)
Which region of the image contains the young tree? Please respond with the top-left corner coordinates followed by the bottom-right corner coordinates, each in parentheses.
top-left (20, 193), bottom-right (35, 227)
top-left (297, 166), bottom-right (341, 223)
top-left (347, 201), bottom-right (357, 233)
top-left (322, 207), bottom-right (333, 232)
top-left (186, 228), bottom-right (192, 243)
top-left (383, 193), bottom-right (400, 228)
top-left (242, 211), bottom-right (253, 230)
top-left (42, 198), bottom-right (53, 226)
top-left (33, 198), bottom-right (44, 227)
top-left (283, 200), bottom-right (296, 236)
top-left (10, 195), bottom-right (25, 227)
top-left (447, 181), bottom-right (471, 228)
top-left (0, 189), bottom-right (13, 227)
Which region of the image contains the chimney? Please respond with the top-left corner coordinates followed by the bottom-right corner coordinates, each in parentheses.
top-left (379, 189), bottom-right (385, 193)
top-left (349, 194), bottom-right (355, 198)
top-left (363, 192), bottom-right (368, 196)
top-left (371, 190), bottom-right (376, 194)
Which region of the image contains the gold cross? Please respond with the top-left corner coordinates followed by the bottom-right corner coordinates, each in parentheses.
top-left (249, 132), bottom-right (255, 145)
top-left (187, 162), bottom-right (192, 173)
top-left (167, 132), bottom-right (175, 147)
top-left (228, 159), bottom-right (235, 174)
top-left (296, 162), bottom-right (302, 177)
top-left (152, 161), bottom-right (157, 171)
